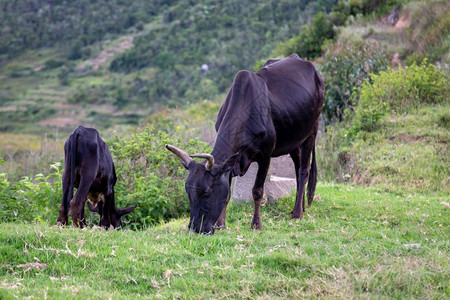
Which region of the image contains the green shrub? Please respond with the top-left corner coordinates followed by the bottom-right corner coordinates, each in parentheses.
top-left (276, 12), bottom-right (335, 60)
top-left (318, 40), bottom-right (389, 123)
top-left (348, 0), bottom-right (398, 16)
top-left (7, 65), bottom-right (34, 78)
top-left (109, 128), bottom-right (212, 229)
top-left (0, 162), bottom-right (62, 224)
top-left (57, 65), bottom-right (70, 86)
top-left (44, 59), bottom-right (65, 70)
top-left (351, 60), bottom-right (449, 133)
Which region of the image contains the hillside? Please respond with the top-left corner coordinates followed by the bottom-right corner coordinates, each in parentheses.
top-left (0, 0), bottom-right (331, 136)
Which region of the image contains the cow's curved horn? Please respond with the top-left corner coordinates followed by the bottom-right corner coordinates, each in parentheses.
top-left (190, 154), bottom-right (215, 171)
top-left (165, 144), bottom-right (193, 166)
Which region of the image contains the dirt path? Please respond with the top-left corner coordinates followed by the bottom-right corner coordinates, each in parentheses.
top-left (77, 35), bottom-right (134, 71)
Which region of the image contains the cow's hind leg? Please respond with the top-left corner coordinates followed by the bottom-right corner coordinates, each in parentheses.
top-left (251, 159), bottom-right (270, 230)
top-left (290, 148), bottom-right (304, 218)
top-left (71, 173), bottom-right (95, 228)
top-left (290, 134), bottom-right (315, 219)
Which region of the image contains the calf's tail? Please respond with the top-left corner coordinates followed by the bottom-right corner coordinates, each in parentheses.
top-left (307, 145), bottom-right (317, 207)
top-left (65, 132), bottom-right (78, 214)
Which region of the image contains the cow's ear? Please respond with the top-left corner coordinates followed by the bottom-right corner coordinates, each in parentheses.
top-left (118, 204), bottom-right (137, 217)
top-left (181, 159), bottom-right (197, 170)
top-left (220, 153), bottom-right (239, 174)
top-left (185, 160), bottom-right (198, 171)
top-left (87, 201), bottom-right (100, 214)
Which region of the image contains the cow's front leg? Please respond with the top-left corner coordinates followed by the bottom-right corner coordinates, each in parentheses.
top-left (251, 159), bottom-right (270, 230)
top-left (215, 192), bottom-right (231, 229)
top-left (215, 175), bottom-right (233, 229)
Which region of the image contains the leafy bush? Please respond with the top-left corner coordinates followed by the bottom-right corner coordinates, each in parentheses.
top-left (7, 65), bottom-right (34, 78)
top-left (0, 162), bottom-right (62, 224)
top-left (44, 59), bottom-right (65, 70)
top-left (347, 0), bottom-right (398, 16)
top-left (351, 60), bottom-right (449, 133)
top-left (318, 40), bottom-right (389, 123)
top-left (109, 128), bottom-right (212, 229)
top-left (276, 12), bottom-right (335, 60)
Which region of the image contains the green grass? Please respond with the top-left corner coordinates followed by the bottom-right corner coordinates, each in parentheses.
top-left (351, 105), bottom-right (449, 192)
top-left (318, 104), bottom-right (450, 193)
top-left (1, 184), bottom-right (448, 299)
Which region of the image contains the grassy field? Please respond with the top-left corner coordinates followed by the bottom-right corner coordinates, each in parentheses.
top-left (1, 184), bottom-right (448, 299)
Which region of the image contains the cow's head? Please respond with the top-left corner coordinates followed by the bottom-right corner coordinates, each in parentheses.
top-left (87, 202), bottom-right (137, 229)
top-left (166, 144), bottom-right (238, 234)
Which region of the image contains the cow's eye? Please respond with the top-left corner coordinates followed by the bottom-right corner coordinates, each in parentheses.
top-left (202, 188), bottom-right (212, 198)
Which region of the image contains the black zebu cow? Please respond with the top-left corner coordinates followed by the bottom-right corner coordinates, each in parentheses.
top-left (166, 54), bottom-right (324, 234)
top-left (57, 126), bottom-right (136, 228)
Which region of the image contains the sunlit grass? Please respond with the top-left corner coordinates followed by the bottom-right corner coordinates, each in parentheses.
top-left (0, 184), bottom-right (448, 299)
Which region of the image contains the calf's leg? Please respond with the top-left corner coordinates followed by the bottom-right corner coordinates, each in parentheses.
top-left (70, 174), bottom-right (95, 228)
top-left (57, 170), bottom-right (71, 225)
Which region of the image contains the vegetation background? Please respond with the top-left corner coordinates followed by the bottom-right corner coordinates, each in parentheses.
top-left (0, 0), bottom-right (448, 298)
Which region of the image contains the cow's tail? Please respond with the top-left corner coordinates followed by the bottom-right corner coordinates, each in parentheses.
top-left (307, 145), bottom-right (317, 207)
top-left (65, 132), bottom-right (78, 215)
top-left (307, 68), bottom-right (323, 207)
top-left (315, 68), bottom-right (325, 111)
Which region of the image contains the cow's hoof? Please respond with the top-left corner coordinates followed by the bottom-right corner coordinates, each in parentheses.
top-left (56, 217), bottom-right (67, 226)
top-left (251, 222), bottom-right (262, 230)
top-left (291, 212), bottom-right (303, 220)
top-left (214, 223), bottom-right (226, 230)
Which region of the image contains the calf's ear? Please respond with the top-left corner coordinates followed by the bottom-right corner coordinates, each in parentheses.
top-left (118, 204), bottom-right (137, 217)
top-left (87, 201), bottom-right (100, 214)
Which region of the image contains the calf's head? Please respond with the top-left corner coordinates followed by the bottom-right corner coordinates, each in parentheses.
top-left (166, 144), bottom-right (237, 234)
top-left (88, 202), bottom-right (137, 229)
